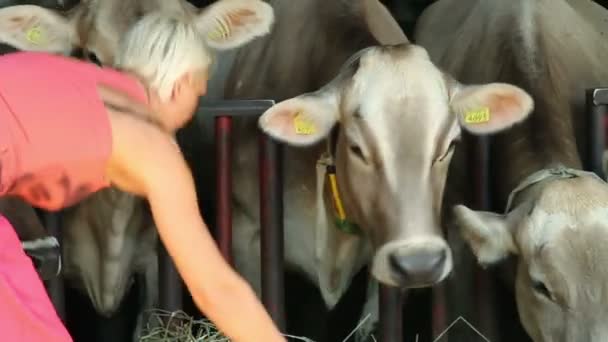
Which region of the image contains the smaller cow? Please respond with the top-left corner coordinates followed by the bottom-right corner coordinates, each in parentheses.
top-left (415, 0), bottom-right (608, 341)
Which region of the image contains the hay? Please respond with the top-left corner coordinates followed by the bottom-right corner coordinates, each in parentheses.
top-left (138, 309), bottom-right (229, 342)
top-left (138, 309), bottom-right (375, 342)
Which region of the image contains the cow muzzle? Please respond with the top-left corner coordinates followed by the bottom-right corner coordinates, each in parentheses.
top-left (371, 237), bottom-right (452, 288)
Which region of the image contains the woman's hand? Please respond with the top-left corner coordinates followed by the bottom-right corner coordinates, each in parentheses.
top-left (106, 110), bottom-right (286, 342)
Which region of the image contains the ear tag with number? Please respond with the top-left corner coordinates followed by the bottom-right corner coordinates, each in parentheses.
top-left (294, 112), bottom-right (317, 135)
top-left (464, 107), bottom-right (491, 124)
top-left (26, 26), bottom-right (45, 45)
top-left (207, 16), bottom-right (231, 41)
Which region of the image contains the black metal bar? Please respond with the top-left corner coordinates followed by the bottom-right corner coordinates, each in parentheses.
top-left (158, 244), bottom-right (182, 311)
top-left (379, 285), bottom-right (403, 342)
top-left (43, 212), bottom-right (65, 321)
top-left (585, 88), bottom-right (608, 179)
top-left (468, 135), bottom-right (496, 338)
top-left (470, 136), bottom-right (492, 209)
top-left (258, 134), bottom-right (286, 330)
top-left (200, 100), bottom-right (276, 117)
top-left (215, 116), bottom-right (233, 263)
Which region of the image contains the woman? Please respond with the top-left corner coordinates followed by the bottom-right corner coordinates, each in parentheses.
top-left (0, 12), bottom-right (286, 342)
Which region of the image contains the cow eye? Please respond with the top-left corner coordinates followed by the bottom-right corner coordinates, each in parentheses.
top-left (87, 52), bottom-right (102, 66)
top-left (532, 279), bottom-right (552, 300)
top-left (350, 145), bottom-right (366, 161)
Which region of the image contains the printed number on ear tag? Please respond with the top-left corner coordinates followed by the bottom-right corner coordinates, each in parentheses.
top-left (26, 26), bottom-right (45, 45)
top-left (294, 112), bottom-right (316, 135)
top-left (464, 107), bottom-right (491, 124)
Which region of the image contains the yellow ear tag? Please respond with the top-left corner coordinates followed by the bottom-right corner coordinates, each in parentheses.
top-left (294, 112), bottom-right (317, 135)
top-left (207, 17), bottom-right (231, 41)
top-left (464, 107), bottom-right (491, 124)
top-left (26, 26), bottom-right (45, 45)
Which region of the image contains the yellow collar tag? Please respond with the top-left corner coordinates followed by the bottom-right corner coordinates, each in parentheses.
top-left (294, 112), bottom-right (317, 135)
top-left (464, 107), bottom-right (491, 124)
top-left (26, 26), bottom-right (45, 45)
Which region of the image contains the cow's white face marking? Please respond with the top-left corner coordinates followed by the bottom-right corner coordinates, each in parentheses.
top-left (337, 46), bottom-right (457, 287)
top-left (344, 46), bottom-right (454, 194)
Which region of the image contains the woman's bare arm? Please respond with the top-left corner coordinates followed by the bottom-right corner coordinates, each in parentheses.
top-left (105, 111), bottom-right (286, 342)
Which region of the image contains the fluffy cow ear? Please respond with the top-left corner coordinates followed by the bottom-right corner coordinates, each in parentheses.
top-left (0, 5), bottom-right (76, 54)
top-left (195, 0), bottom-right (274, 50)
top-left (453, 204), bottom-right (526, 266)
top-left (258, 91), bottom-right (340, 146)
top-left (449, 82), bottom-right (534, 135)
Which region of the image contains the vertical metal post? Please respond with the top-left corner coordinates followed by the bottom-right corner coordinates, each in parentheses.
top-left (158, 244), bottom-right (182, 311)
top-left (216, 116), bottom-right (233, 263)
top-left (258, 134), bottom-right (286, 330)
top-left (470, 135), bottom-right (495, 338)
top-left (585, 88), bottom-right (608, 179)
top-left (432, 285), bottom-right (447, 337)
top-left (200, 100), bottom-right (281, 325)
top-left (379, 286), bottom-right (404, 342)
top-left (44, 212), bottom-right (65, 321)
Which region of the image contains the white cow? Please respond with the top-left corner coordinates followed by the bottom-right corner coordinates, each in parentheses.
top-left (415, 0), bottom-right (608, 340)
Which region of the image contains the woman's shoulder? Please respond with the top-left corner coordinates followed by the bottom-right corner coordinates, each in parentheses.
top-left (0, 51), bottom-right (85, 67)
top-left (105, 109), bottom-right (183, 195)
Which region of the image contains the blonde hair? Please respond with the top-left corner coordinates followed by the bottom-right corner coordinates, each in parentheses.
top-left (114, 12), bottom-right (212, 102)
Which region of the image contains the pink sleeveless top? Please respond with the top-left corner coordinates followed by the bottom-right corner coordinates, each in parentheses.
top-left (0, 52), bottom-right (147, 211)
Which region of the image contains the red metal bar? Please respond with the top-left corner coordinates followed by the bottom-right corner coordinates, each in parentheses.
top-left (258, 133), bottom-right (286, 330)
top-left (215, 116), bottom-right (233, 263)
top-left (379, 285), bottom-right (404, 342)
top-left (432, 285), bottom-right (447, 337)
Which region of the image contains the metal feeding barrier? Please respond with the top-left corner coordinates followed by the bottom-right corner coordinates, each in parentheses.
top-left (34, 97), bottom-right (499, 341)
top-left (194, 99), bottom-right (406, 341)
top-left (37, 99), bottom-right (468, 341)
top-left (202, 99), bottom-right (286, 329)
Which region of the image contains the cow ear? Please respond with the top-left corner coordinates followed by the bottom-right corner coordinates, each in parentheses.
top-left (449, 82), bottom-right (533, 135)
top-left (195, 0), bottom-right (274, 50)
top-left (453, 204), bottom-right (525, 266)
top-left (258, 92), bottom-right (339, 146)
top-left (0, 5), bottom-right (76, 54)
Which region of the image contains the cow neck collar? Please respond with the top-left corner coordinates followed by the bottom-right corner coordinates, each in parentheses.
top-left (316, 126), bottom-right (362, 235)
top-left (505, 164), bottom-right (604, 213)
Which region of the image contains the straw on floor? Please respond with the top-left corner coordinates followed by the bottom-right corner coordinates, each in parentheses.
top-left (137, 308), bottom-right (375, 342)
top-left (138, 309), bottom-right (229, 342)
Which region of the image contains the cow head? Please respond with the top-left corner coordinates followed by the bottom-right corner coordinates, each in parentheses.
top-left (0, 0), bottom-right (274, 64)
top-left (455, 168), bottom-right (608, 342)
top-left (61, 188), bottom-right (157, 316)
top-left (259, 43), bottom-right (534, 292)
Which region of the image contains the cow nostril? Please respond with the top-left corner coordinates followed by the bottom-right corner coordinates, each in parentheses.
top-left (389, 248), bottom-right (447, 286)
